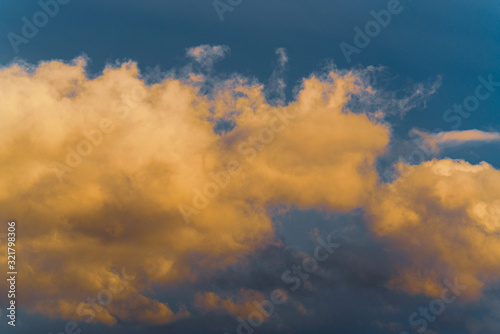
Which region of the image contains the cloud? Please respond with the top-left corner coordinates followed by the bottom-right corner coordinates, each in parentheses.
top-left (413, 129), bottom-right (500, 153)
top-left (340, 69), bottom-right (442, 119)
top-left (194, 289), bottom-right (270, 318)
top-left (215, 71), bottom-right (390, 212)
top-left (368, 159), bottom-right (500, 300)
top-left (0, 56), bottom-right (395, 324)
top-left (275, 48), bottom-right (288, 68)
top-left (186, 45), bottom-right (229, 68)
top-left (268, 48), bottom-right (289, 104)
top-left (4, 54), bottom-right (497, 331)
top-left (435, 130), bottom-right (500, 143)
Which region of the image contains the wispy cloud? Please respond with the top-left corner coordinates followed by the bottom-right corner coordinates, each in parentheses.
top-left (412, 129), bottom-right (500, 154)
top-left (433, 130), bottom-right (500, 144)
top-left (186, 44), bottom-right (229, 69)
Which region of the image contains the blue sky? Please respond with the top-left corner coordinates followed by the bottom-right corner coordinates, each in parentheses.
top-left (1, 1), bottom-right (500, 333)
top-left (2, 0), bottom-right (499, 155)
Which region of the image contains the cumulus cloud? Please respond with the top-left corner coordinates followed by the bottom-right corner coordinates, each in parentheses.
top-left (368, 159), bottom-right (500, 300)
top-left (4, 53), bottom-right (499, 329)
top-left (0, 56), bottom-right (394, 324)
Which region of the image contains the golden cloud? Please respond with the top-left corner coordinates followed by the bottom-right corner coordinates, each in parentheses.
top-left (412, 129), bottom-right (500, 155)
top-left (0, 57), bottom-right (389, 324)
top-left (195, 289), bottom-right (269, 318)
top-left (368, 159), bottom-right (500, 300)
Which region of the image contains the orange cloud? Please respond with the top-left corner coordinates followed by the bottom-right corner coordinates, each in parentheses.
top-left (434, 130), bottom-right (500, 143)
top-left (0, 57), bottom-right (390, 324)
top-left (4, 55), bottom-right (496, 323)
top-left (412, 129), bottom-right (500, 154)
top-left (186, 44), bottom-right (229, 68)
top-left (195, 289), bottom-right (268, 318)
top-left (368, 159), bottom-right (500, 300)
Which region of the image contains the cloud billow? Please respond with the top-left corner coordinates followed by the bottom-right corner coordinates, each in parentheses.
top-left (0, 52), bottom-right (499, 329)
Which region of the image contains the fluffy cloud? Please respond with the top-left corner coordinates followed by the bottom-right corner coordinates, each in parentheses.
top-left (0, 57), bottom-right (390, 324)
top-left (3, 55), bottom-right (497, 328)
top-left (368, 159), bottom-right (500, 300)
top-left (208, 70), bottom-right (390, 213)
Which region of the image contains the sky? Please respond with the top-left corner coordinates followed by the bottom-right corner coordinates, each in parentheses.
top-left (0, 0), bottom-right (499, 333)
